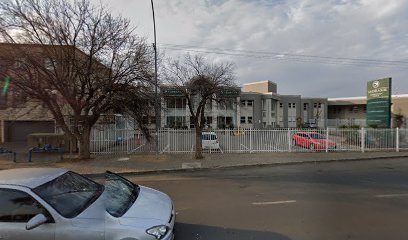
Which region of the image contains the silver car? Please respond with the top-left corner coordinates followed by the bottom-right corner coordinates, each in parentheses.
top-left (0, 168), bottom-right (175, 240)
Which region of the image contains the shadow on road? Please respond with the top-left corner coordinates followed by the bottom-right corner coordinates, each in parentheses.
top-left (174, 223), bottom-right (291, 240)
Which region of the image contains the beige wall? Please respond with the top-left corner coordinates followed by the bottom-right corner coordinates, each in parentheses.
top-left (328, 95), bottom-right (408, 125)
top-left (243, 81), bottom-right (277, 94)
top-left (392, 97), bottom-right (408, 116)
top-left (0, 100), bottom-right (54, 121)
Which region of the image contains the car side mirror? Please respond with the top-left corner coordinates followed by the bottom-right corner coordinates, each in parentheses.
top-left (26, 214), bottom-right (48, 230)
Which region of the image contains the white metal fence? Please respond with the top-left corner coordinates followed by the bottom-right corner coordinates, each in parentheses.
top-left (90, 124), bottom-right (408, 154)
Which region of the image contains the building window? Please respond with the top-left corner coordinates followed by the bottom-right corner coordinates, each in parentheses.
top-left (248, 116), bottom-right (253, 124)
top-left (241, 100), bottom-right (246, 106)
top-left (314, 103), bottom-right (317, 108)
top-left (166, 98), bottom-right (185, 109)
top-left (304, 103), bottom-right (308, 111)
top-left (318, 103), bottom-right (322, 108)
top-left (240, 116), bottom-right (246, 124)
top-left (279, 103), bottom-right (283, 108)
top-left (167, 116), bottom-right (186, 128)
top-left (288, 103), bottom-right (292, 108)
top-left (247, 100), bottom-right (253, 106)
top-left (292, 103), bottom-right (296, 108)
top-left (262, 111), bottom-right (266, 117)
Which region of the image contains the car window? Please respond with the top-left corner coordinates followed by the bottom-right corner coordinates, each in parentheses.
top-left (0, 189), bottom-right (52, 223)
top-left (104, 171), bottom-right (139, 218)
top-left (202, 134), bottom-right (217, 140)
top-left (310, 133), bottom-right (326, 139)
top-left (33, 171), bottom-right (104, 219)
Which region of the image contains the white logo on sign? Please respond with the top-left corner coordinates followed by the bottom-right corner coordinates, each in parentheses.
top-left (373, 81), bottom-right (380, 89)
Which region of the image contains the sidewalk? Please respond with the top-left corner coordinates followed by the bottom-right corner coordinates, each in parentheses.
top-left (1, 151), bottom-right (408, 176)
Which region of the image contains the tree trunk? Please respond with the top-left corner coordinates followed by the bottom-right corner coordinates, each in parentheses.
top-left (195, 126), bottom-right (204, 159)
top-left (78, 127), bottom-right (91, 160)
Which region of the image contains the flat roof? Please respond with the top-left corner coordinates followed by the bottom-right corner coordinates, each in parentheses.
top-left (243, 80), bottom-right (276, 85)
top-left (329, 94), bottom-right (408, 101)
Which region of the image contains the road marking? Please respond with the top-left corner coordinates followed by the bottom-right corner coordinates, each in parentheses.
top-left (375, 193), bottom-right (408, 198)
top-left (252, 200), bottom-right (296, 205)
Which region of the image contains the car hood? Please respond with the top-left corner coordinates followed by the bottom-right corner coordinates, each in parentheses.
top-left (120, 186), bottom-right (172, 222)
top-left (71, 186), bottom-right (172, 227)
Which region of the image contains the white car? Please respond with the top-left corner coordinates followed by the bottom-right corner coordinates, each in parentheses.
top-left (0, 168), bottom-right (175, 240)
top-left (202, 132), bottom-right (220, 150)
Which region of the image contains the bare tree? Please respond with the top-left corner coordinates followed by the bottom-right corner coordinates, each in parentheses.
top-left (164, 54), bottom-right (237, 159)
top-left (0, 0), bottom-right (154, 159)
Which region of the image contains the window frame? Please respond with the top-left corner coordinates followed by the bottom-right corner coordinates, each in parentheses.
top-left (248, 116), bottom-right (253, 124)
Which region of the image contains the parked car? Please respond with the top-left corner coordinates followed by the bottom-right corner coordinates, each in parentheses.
top-left (202, 132), bottom-right (220, 150)
top-left (0, 168), bottom-right (175, 240)
top-left (302, 122), bottom-right (318, 128)
top-left (292, 132), bottom-right (336, 150)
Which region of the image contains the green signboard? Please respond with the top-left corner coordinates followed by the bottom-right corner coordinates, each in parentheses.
top-left (2, 76), bottom-right (11, 97)
top-left (366, 78), bottom-right (392, 128)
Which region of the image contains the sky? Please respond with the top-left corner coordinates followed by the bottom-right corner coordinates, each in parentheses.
top-left (93, 0), bottom-right (408, 98)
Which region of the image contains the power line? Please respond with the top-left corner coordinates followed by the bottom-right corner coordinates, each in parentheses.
top-left (159, 43), bottom-right (408, 69)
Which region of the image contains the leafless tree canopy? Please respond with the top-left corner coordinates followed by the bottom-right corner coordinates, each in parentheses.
top-left (164, 54), bottom-right (237, 159)
top-left (0, 0), bottom-right (155, 159)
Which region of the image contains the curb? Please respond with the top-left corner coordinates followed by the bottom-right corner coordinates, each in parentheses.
top-left (84, 154), bottom-right (408, 178)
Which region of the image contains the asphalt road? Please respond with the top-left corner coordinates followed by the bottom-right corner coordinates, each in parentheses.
top-left (124, 157), bottom-right (408, 240)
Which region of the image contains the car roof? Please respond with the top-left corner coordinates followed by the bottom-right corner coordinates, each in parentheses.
top-left (202, 132), bottom-right (217, 135)
top-left (0, 168), bottom-right (67, 189)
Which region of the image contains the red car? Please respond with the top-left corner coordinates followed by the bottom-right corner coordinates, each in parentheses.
top-left (292, 132), bottom-right (336, 150)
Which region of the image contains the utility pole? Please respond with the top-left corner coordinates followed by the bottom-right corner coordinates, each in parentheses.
top-left (150, 0), bottom-right (159, 155)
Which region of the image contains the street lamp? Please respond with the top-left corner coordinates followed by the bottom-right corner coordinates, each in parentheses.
top-left (150, 0), bottom-right (159, 155)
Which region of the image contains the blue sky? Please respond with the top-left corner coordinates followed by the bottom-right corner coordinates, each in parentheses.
top-left (95, 0), bottom-right (408, 98)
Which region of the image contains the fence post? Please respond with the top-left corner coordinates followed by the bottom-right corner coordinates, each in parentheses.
top-left (126, 123), bottom-right (129, 153)
top-left (288, 128), bottom-right (292, 153)
top-left (167, 129), bottom-right (170, 153)
top-left (249, 128), bottom-right (253, 153)
top-left (325, 128), bottom-right (329, 153)
top-left (396, 128), bottom-right (400, 152)
top-left (361, 127), bottom-right (365, 153)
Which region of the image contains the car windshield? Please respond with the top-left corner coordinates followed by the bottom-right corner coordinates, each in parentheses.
top-left (33, 171), bottom-right (104, 218)
top-left (309, 133), bottom-right (326, 139)
top-left (104, 171), bottom-right (140, 218)
top-left (202, 134), bottom-right (217, 140)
